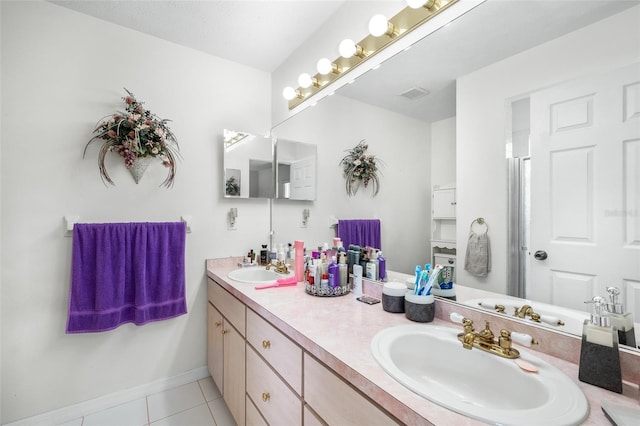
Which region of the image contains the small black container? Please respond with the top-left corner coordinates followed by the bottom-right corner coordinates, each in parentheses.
top-left (382, 282), bottom-right (407, 313)
top-left (404, 293), bottom-right (435, 322)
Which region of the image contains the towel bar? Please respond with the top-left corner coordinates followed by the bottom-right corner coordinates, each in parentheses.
top-left (64, 215), bottom-right (193, 237)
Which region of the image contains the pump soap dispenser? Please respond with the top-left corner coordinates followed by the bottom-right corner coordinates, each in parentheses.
top-left (578, 296), bottom-right (622, 393)
top-left (605, 286), bottom-right (637, 348)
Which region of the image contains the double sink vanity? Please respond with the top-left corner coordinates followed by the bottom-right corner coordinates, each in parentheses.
top-left (206, 257), bottom-right (640, 425)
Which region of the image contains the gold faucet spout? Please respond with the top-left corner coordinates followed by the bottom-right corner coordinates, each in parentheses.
top-left (455, 318), bottom-right (522, 359)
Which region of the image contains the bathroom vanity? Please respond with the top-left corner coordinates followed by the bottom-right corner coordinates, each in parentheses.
top-left (206, 257), bottom-right (639, 425)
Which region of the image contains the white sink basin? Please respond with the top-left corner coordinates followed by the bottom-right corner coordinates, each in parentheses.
top-left (227, 267), bottom-right (293, 284)
top-left (371, 324), bottom-right (588, 425)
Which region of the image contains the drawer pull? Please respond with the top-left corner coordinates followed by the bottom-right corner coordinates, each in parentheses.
top-left (221, 329), bottom-right (228, 335)
top-left (214, 322), bottom-right (222, 327)
top-left (262, 392), bottom-right (270, 402)
top-left (262, 340), bottom-right (271, 349)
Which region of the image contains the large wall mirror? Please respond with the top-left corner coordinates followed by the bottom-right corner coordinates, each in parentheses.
top-left (270, 0), bottom-right (640, 351)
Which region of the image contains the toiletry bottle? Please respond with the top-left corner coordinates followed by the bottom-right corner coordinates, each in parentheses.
top-left (294, 240), bottom-right (304, 282)
top-left (321, 273), bottom-right (329, 289)
top-left (320, 252), bottom-right (328, 277)
top-left (352, 264), bottom-right (363, 297)
top-left (347, 244), bottom-right (360, 275)
top-left (260, 245), bottom-right (268, 265)
top-left (578, 296), bottom-right (622, 393)
top-left (307, 259), bottom-right (316, 285)
top-left (605, 286), bottom-right (637, 348)
top-left (377, 251), bottom-right (386, 281)
top-left (328, 256), bottom-right (339, 288)
top-left (339, 253), bottom-right (348, 288)
top-left (366, 250), bottom-right (379, 280)
top-left (314, 258), bottom-right (322, 286)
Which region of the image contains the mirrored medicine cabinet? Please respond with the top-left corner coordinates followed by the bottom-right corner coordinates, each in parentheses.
top-left (223, 129), bottom-right (317, 201)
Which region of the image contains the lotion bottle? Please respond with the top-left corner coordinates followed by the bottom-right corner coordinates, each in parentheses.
top-left (377, 251), bottom-right (386, 281)
top-left (328, 256), bottom-right (339, 288)
top-left (339, 253), bottom-right (348, 288)
top-left (605, 286), bottom-right (637, 348)
top-left (352, 264), bottom-right (363, 297)
top-left (366, 250), bottom-right (379, 281)
top-left (578, 296), bottom-right (622, 393)
top-left (293, 240), bottom-right (304, 282)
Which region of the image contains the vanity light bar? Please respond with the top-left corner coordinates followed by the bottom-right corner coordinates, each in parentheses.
top-left (285, 0), bottom-right (459, 110)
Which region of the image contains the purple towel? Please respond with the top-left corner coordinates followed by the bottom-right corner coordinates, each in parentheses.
top-left (337, 219), bottom-right (381, 250)
top-left (67, 222), bottom-right (187, 333)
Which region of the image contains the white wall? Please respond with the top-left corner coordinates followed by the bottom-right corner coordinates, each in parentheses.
top-left (271, 93), bottom-right (431, 274)
top-left (430, 117), bottom-right (456, 188)
top-left (456, 6), bottom-right (640, 294)
top-left (0, 1), bottom-right (271, 422)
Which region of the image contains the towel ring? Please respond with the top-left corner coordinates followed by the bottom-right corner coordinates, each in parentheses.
top-left (470, 217), bottom-right (488, 234)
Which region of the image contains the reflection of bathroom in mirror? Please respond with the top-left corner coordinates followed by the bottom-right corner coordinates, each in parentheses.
top-left (270, 1), bottom-right (640, 348)
top-left (275, 139), bottom-right (317, 201)
top-left (223, 129), bottom-right (273, 199)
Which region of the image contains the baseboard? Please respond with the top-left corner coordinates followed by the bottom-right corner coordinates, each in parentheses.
top-left (4, 366), bottom-right (210, 426)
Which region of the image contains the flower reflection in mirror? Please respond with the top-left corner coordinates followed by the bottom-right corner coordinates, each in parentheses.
top-left (339, 140), bottom-right (382, 197)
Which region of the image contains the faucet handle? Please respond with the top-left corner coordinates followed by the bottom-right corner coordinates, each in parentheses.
top-left (511, 331), bottom-right (538, 347)
top-left (450, 312), bottom-right (466, 324)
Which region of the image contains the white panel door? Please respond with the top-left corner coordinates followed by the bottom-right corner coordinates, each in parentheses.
top-left (529, 62), bottom-right (640, 316)
top-left (290, 156), bottom-right (316, 200)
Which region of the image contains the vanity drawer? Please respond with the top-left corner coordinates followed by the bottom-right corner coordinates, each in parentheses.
top-left (434, 253), bottom-right (456, 267)
top-left (246, 395), bottom-right (268, 426)
top-left (208, 278), bottom-right (246, 337)
top-left (247, 346), bottom-right (302, 426)
top-left (304, 353), bottom-right (399, 426)
top-left (247, 309), bottom-right (302, 395)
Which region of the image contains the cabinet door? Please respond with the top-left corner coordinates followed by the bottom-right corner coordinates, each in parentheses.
top-left (223, 322), bottom-right (246, 426)
top-left (304, 354), bottom-right (399, 425)
top-left (247, 309), bottom-right (302, 395)
top-left (433, 188), bottom-right (456, 218)
top-left (207, 303), bottom-right (224, 391)
top-left (246, 346), bottom-right (302, 426)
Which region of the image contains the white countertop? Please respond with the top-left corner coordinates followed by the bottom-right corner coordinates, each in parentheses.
top-left (207, 257), bottom-right (639, 425)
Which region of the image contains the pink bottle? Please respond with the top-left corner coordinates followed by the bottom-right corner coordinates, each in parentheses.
top-left (294, 240), bottom-right (304, 282)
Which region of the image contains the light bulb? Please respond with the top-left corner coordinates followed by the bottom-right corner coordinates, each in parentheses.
top-left (282, 87), bottom-right (296, 101)
top-left (339, 39), bottom-right (357, 58)
top-left (369, 14), bottom-right (389, 37)
top-left (406, 0), bottom-right (425, 8)
top-left (298, 73), bottom-right (313, 88)
top-left (407, 0), bottom-right (440, 10)
top-left (317, 58), bottom-right (333, 75)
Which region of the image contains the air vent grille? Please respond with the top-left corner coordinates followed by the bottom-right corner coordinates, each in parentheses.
top-left (399, 87), bottom-right (430, 100)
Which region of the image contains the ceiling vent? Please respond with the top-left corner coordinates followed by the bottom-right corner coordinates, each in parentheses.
top-left (399, 87), bottom-right (430, 100)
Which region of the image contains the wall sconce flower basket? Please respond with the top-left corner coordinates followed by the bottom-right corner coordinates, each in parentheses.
top-left (226, 176), bottom-right (240, 196)
top-left (83, 88), bottom-right (181, 188)
top-left (339, 140), bottom-right (382, 197)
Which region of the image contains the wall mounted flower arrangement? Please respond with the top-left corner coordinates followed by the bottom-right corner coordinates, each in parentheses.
top-left (339, 140), bottom-right (382, 197)
top-left (84, 88), bottom-right (181, 188)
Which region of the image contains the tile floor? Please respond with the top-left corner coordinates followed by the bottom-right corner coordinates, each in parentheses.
top-left (58, 377), bottom-right (236, 426)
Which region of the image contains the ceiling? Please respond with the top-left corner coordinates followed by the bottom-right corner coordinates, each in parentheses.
top-left (49, 0), bottom-right (639, 122)
top-left (48, 0), bottom-right (348, 72)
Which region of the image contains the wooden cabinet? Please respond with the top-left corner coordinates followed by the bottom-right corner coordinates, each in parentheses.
top-left (432, 187), bottom-right (456, 218)
top-left (246, 346), bottom-right (302, 425)
top-left (304, 353), bottom-right (399, 426)
top-left (432, 186), bottom-right (457, 266)
top-left (207, 278), bottom-right (246, 426)
top-left (246, 309), bottom-right (302, 425)
top-left (207, 276), bottom-right (400, 426)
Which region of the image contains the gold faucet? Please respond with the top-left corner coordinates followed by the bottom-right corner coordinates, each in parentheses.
top-left (514, 305), bottom-right (565, 326)
top-left (457, 318), bottom-right (521, 359)
top-left (265, 260), bottom-right (289, 274)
